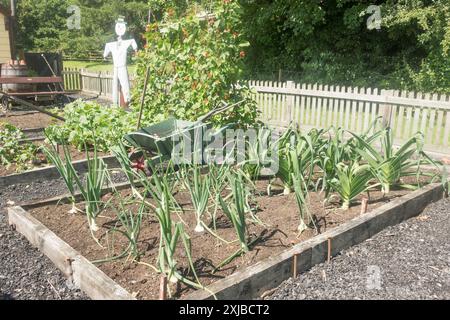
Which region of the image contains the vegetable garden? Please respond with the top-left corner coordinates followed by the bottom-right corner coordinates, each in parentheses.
top-left (1, 0), bottom-right (449, 300)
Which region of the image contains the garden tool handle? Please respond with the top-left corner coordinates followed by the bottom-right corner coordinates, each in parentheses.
top-left (197, 100), bottom-right (245, 123)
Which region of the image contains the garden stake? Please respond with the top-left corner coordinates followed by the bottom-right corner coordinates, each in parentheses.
top-left (159, 275), bottom-right (167, 300)
top-left (292, 254), bottom-right (299, 278)
top-left (327, 238), bottom-right (332, 263)
top-left (65, 257), bottom-right (74, 284)
top-left (137, 66), bottom-right (150, 130)
top-left (361, 197), bottom-right (369, 214)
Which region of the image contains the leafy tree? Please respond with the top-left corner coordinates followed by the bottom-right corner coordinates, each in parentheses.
top-left (240, 0), bottom-right (450, 93)
top-left (14, 0), bottom-right (150, 57)
top-left (132, 0), bottom-right (258, 127)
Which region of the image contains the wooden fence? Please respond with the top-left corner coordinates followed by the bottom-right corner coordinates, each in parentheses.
top-left (62, 68), bottom-right (135, 99)
top-left (61, 68), bottom-right (450, 155)
top-left (249, 80), bottom-right (450, 155)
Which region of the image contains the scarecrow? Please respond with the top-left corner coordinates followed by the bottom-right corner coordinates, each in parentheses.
top-left (103, 16), bottom-right (138, 106)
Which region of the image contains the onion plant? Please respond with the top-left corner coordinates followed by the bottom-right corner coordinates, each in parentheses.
top-left (42, 139), bottom-right (108, 232)
top-left (153, 174), bottom-right (203, 292)
top-left (41, 142), bottom-right (78, 214)
top-left (329, 162), bottom-right (375, 210)
top-left (208, 162), bottom-right (231, 231)
top-left (219, 171), bottom-right (250, 253)
top-left (182, 164), bottom-right (211, 233)
top-left (111, 141), bottom-right (180, 211)
top-left (74, 146), bottom-right (109, 232)
top-left (108, 197), bottom-right (146, 260)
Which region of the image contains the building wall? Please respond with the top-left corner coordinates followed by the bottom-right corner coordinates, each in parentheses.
top-left (0, 13), bottom-right (11, 64)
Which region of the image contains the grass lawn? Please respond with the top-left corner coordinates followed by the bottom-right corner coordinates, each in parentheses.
top-left (63, 60), bottom-right (137, 74)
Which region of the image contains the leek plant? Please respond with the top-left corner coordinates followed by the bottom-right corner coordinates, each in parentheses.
top-left (329, 162), bottom-right (375, 210)
top-left (274, 129), bottom-right (318, 195)
top-left (290, 149), bottom-right (315, 234)
top-left (241, 127), bottom-right (277, 180)
top-left (351, 128), bottom-right (431, 194)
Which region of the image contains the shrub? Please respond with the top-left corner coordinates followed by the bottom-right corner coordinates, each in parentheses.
top-left (45, 100), bottom-right (134, 151)
top-left (132, 0), bottom-right (259, 128)
top-left (0, 122), bottom-right (37, 172)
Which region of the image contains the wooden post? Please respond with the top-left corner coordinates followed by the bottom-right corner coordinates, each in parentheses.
top-left (292, 254), bottom-right (298, 278)
top-left (98, 72), bottom-right (103, 97)
top-left (137, 67), bottom-right (151, 129)
top-left (159, 275), bottom-right (167, 300)
top-left (381, 89), bottom-right (394, 128)
top-left (361, 197), bottom-right (369, 215)
top-left (286, 81), bottom-right (294, 125)
top-left (327, 238), bottom-right (332, 263)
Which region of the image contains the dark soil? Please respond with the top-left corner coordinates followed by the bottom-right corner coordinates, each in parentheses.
top-left (0, 111), bottom-right (60, 129)
top-left (268, 197), bottom-right (450, 300)
top-left (28, 180), bottom-right (414, 300)
top-left (0, 143), bottom-right (109, 177)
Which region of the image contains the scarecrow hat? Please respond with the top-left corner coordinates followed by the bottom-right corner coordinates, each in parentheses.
top-left (116, 16), bottom-right (127, 24)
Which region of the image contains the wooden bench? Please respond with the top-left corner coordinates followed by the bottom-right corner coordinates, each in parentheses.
top-left (0, 76), bottom-right (75, 109)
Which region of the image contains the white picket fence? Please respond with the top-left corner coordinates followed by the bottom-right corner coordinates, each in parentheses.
top-left (61, 69), bottom-right (450, 155)
top-left (62, 68), bottom-right (135, 100)
top-left (248, 80), bottom-right (450, 155)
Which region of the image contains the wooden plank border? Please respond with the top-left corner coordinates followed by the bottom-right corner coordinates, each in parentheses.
top-left (0, 155), bottom-right (119, 188)
top-left (184, 183), bottom-right (445, 300)
top-left (7, 206), bottom-right (135, 300)
top-left (7, 183), bottom-right (446, 300)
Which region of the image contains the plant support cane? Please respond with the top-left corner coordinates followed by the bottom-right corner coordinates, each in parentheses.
top-left (137, 67), bottom-right (151, 130)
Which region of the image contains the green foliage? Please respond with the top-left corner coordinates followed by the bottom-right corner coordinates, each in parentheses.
top-left (132, 0), bottom-right (258, 127)
top-left (242, 0), bottom-right (450, 93)
top-left (45, 100), bottom-right (134, 152)
top-left (0, 123), bottom-right (37, 172)
top-left (15, 0), bottom-right (150, 57)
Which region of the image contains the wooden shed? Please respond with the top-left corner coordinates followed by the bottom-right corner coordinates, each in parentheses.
top-left (0, 5), bottom-right (12, 64)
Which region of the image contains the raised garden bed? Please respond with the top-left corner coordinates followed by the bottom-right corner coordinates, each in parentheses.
top-left (0, 111), bottom-right (60, 129)
top-left (7, 176), bottom-right (444, 300)
top-left (0, 144), bottom-right (111, 178)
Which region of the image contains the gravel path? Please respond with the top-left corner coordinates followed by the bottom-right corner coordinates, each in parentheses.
top-left (0, 213), bottom-right (87, 300)
top-left (269, 197), bottom-right (450, 300)
top-left (0, 178), bottom-right (89, 300)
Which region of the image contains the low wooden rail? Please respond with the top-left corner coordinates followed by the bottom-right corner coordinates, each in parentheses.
top-left (249, 80), bottom-right (450, 155)
top-left (61, 68), bottom-right (450, 155)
